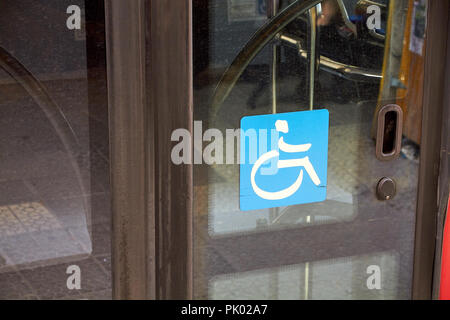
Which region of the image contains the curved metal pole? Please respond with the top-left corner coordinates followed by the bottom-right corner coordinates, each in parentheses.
top-left (0, 47), bottom-right (90, 221)
top-left (211, 0), bottom-right (323, 116)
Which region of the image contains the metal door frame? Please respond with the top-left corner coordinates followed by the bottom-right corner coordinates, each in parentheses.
top-left (104, 0), bottom-right (449, 300)
top-left (412, 0), bottom-right (449, 300)
top-left (105, 0), bottom-right (193, 300)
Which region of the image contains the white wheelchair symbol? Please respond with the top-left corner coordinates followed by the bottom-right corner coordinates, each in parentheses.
top-left (251, 120), bottom-right (321, 201)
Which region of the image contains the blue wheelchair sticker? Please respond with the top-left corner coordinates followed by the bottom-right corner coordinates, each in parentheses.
top-left (240, 109), bottom-right (329, 211)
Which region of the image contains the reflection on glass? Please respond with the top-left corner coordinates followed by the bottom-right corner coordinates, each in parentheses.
top-left (0, 1), bottom-right (110, 300)
top-left (210, 252), bottom-right (401, 300)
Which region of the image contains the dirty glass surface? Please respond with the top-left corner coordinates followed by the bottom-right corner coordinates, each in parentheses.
top-left (193, 0), bottom-right (427, 299)
top-left (0, 1), bottom-right (111, 299)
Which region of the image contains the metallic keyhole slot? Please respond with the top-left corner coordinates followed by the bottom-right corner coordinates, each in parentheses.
top-left (376, 177), bottom-right (396, 201)
top-left (376, 104), bottom-right (403, 161)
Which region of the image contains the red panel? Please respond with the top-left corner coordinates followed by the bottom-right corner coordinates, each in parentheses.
top-left (440, 194), bottom-right (450, 300)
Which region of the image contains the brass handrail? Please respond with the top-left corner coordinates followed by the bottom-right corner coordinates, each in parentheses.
top-left (278, 32), bottom-right (382, 82)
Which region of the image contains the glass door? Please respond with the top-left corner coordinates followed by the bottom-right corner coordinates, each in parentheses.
top-left (0, 0), bottom-right (111, 299)
top-left (190, 0), bottom-right (436, 299)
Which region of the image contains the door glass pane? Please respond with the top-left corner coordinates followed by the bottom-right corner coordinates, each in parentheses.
top-left (0, 1), bottom-right (111, 299)
top-left (210, 251), bottom-right (400, 300)
top-left (193, 0), bottom-right (427, 299)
